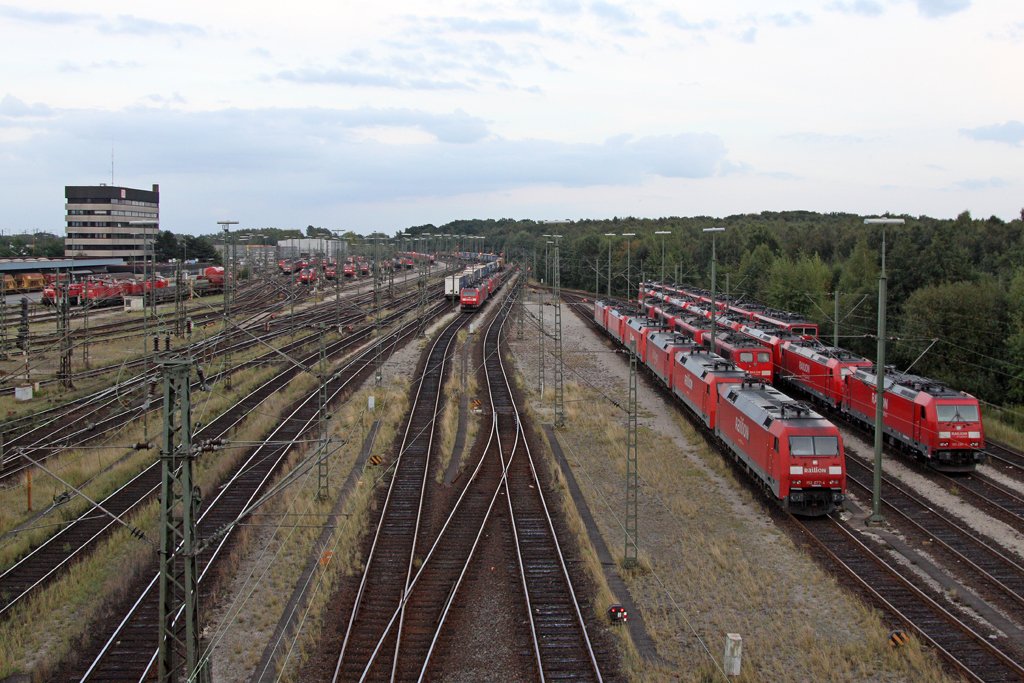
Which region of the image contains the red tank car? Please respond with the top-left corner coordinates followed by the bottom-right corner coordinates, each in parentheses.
top-left (843, 368), bottom-right (985, 471)
top-left (646, 332), bottom-right (695, 388)
top-left (672, 350), bottom-right (746, 430)
top-left (780, 343), bottom-right (871, 409)
top-left (715, 378), bottom-right (846, 515)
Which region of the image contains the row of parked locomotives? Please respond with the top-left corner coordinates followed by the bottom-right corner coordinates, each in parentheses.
top-left (595, 299), bottom-right (845, 515)
top-left (640, 283), bottom-right (986, 472)
top-left (41, 267), bottom-right (225, 307)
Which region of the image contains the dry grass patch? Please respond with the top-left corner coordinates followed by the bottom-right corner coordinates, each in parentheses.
top-left (203, 380), bottom-right (410, 681)
top-left (0, 347), bottom-right (337, 678)
top-left (531, 377), bottom-right (953, 682)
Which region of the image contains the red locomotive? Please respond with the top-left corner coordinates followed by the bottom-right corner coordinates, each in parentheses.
top-left (716, 378), bottom-right (845, 513)
top-left (459, 284), bottom-right (488, 310)
top-left (844, 369), bottom-right (984, 471)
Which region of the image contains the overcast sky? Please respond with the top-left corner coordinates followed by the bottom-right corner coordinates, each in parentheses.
top-left (1, 0), bottom-right (1021, 235)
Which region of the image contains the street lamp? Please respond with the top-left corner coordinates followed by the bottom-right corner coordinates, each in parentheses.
top-left (864, 216), bottom-right (905, 527)
top-left (603, 233), bottom-right (616, 298)
top-left (654, 230), bottom-right (671, 284)
top-left (621, 233), bottom-right (636, 302)
top-left (702, 227), bottom-right (725, 356)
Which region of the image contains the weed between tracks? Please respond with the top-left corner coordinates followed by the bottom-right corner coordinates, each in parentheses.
top-left (436, 332), bottom-right (480, 484)
top-left (203, 381), bottom-right (409, 682)
top-left (0, 332), bottom-right (333, 679)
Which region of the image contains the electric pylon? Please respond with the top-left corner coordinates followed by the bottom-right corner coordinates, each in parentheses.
top-left (156, 357), bottom-right (206, 682)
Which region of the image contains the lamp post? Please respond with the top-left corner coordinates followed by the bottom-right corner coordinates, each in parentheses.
top-left (702, 227), bottom-right (725, 355)
top-left (864, 217), bottom-right (904, 527)
top-left (621, 233), bottom-right (636, 302)
top-left (655, 230), bottom-right (671, 284)
top-left (604, 233), bottom-right (616, 298)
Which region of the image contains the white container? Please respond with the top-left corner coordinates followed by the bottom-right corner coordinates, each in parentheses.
top-left (15, 385), bottom-right (33, 402)
top-left (723, 633), bottom-right (742, 676)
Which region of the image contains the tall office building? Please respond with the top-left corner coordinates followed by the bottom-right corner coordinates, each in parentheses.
top-left (64, 184), bottom-right (159, 258)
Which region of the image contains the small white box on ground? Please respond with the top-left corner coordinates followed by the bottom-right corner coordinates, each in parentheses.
top-left (15, 385), bottom-right (33, 402)
top-left (124, 296), bottom-right (144, 312)
top-left (724, 633), bottom-right (742, 676)
top-left (368, 395), bottom-right (376, 412)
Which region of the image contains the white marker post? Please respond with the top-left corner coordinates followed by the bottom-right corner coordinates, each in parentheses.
top-left (724, 633), bottom-right (742, 676)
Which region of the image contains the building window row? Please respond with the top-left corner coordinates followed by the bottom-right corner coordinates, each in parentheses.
top-left (110, 198), bottom-right (158, 207)
top-left (68, 209), bottom-right (157, 217)
top-left (66, 243), bottom-right (149, 251)
top-left (67, 221), bottom-right (159, 228)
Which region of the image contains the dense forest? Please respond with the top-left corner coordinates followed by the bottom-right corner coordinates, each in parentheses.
top-left (402, 211), bottom-right (1024, 410)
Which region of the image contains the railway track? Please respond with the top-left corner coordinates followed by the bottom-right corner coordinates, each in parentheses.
top-left (796, 516), bottom-right (1024, 682)
top-left (331, 276), bottom-right (603, 681)
top-left (330, 309), bottom-right (472, 679)
top-left (66, 298), bottom-right (449, 682)
top-left (0, 295), bottom-right (440, 623)
top-left (844, 455), bottom-right (1024, 624)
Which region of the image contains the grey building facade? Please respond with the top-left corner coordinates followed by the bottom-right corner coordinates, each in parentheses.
top-left (64, 184), bottom-right (159, 258)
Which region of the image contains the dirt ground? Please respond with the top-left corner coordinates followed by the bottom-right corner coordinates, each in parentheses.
top-left (507, 291), bottom-right (952, 682)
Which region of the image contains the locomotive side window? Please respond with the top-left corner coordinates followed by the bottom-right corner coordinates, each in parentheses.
top-left (758, 352), bottom-right (770, 363)
top-left (936, 404), bottom-right (979, 422)
top-left (740, 352), bottom-right (753, 362)
top-left (789, 436), bottom-right (839, 456)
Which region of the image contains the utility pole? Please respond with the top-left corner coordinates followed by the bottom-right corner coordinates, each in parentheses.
top-left (218, 221), bottom-right (238, 389)
top-left (81, 292), bottom-right (91, 369)
top-left (0, 274), bottom-right (7, 360)
top-left (417, 242), bottom-right (428, 338)
top-left (655, 230), bottom-right (671, 283)
top-left (516, 261), bottom-right (524, 340)
top-left (864, 217), bottom-right (903, 527)
top-left (316, 326), bottom-right (330, 500)
top-left (833, 291), bottom-right (840, 348)
top-left (58, 267), bottom-right (72, 389)
top-left (156, 357), bottom-right (205, 683)
top-left (539, 240), bottom-right (551, 399)
top-left (604, 233), bottom-right (615, 298)
top-left (545, 234), bottom-right (565, 427)
top-left (175, 261), bottom-right (185, 337)
top-left (703, 227), bottom-right (725, 355)
top-left (625, 339), bottom-right (638, 568)
top-left (374, 238), bottom-right (383, 386)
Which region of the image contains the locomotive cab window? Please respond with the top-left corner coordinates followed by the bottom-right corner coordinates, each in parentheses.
top-left (789, 436), bottom-right (839, 456)
top-left (936, 404), bottom-right (979, 422)
top-left (758, 352), bottom-right (770, 363)
top-left (740, 352), bottom-right (753, 363)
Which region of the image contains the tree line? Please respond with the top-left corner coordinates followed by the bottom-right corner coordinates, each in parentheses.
top-left (402, 211), bottom-right (1024, 408)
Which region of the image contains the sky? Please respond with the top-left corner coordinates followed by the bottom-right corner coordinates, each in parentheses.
top-left (0, 0), bottom-right (1021, 235)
